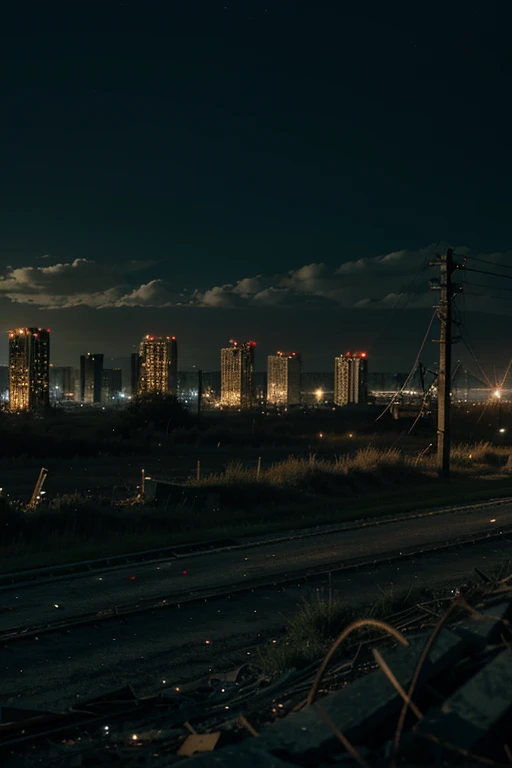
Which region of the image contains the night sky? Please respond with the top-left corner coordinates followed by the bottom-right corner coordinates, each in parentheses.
top-left (1, 1), bottom-right (512, 375)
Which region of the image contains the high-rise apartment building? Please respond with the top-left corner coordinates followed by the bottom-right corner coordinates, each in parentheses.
top-left (50, 365), bottom-right (76, 401)
top-left (220, 340), bottom-right (255, 408)
top-left (8, 328), bottom-right (50, 412)
top-left (80, 353), bottom-right (104, 404)
top-left (138, 336), bottom-right (178, 395)
top-left (201, 371), bottom-right (221, 401)
top-left (334, 352), bottom-right (368, 406)
top-left (102, 368), bottom-right (123, 403)
top-left (267, 352), bottom-right (301, 406)
top-left (253, 371), bottom-right (267, 404)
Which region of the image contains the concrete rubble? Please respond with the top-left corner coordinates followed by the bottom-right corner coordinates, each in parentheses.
top-left (2, 582), bottom-right (512, 767)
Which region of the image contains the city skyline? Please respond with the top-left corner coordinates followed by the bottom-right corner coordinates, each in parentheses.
top-left (3, 331), bottom-right (509, 408)
top-left (2, 323), bottom-right (511, 385)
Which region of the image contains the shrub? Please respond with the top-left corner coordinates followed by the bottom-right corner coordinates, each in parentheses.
top-left (121, 394), bottom-right (194, 433)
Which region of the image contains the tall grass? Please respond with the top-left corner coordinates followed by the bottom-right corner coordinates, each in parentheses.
top-left (191, 448), bottom-right (435, 495)
top-left (450, 441), bottom-right (511, 468)
top-left (258, 585), bottom-right (419, 676)
top-left (1, 444), bottom-right (511, 573)
top-left (193, 443), bottom-right (512, 494)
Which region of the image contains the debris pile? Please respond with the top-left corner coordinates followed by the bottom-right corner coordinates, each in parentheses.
top-left (2, 576), bottom-right (512, 766)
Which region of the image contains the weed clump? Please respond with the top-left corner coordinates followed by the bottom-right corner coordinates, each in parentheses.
top-left (258, 586), bottom-right (421, 676)
top-left (259, 589), bottom-right (354, 675)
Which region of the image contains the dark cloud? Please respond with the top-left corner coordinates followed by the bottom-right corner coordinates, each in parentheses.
top-left (0, 258), bottom-right (174, 309)
top-left (113, 280), bottom-right (177, 308)
top-left (0, 246), bottom-right (510, 315)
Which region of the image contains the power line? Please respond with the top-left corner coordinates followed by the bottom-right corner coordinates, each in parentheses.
top-left (408, 375), bottom-right (438, 435)
top-left (464, 291), bottom-right (512, 303)
top-left (375, 309), bottom-right (437, 422)
top-left (458, 264), bottom-right (469, 334)
top-left (461, 266), bottom-right (512, 282)
top-left (468, 401), bottom-right (489, 442)
top-left (457, 278), bottom-right (504, 388)
top-left (459, 332), bottom-right (494, 388)
top-left (499, 356), bottom-right (512, 390)
top-left (464, 280), bottom-right (512, 294)
top-left (464, 255), bottom-right (512, 271)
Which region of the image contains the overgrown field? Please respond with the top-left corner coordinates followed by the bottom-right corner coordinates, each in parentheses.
top-left (1, 443), bottom-right (511, 573)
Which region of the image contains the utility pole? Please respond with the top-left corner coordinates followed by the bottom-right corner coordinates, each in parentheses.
top-left (430, 248), bottom-right (459, 479)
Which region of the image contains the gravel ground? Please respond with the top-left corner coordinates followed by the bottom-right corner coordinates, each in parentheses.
top-left (1, 536), bottom-right (511, 712)
top-left (1, 499), bottom-right (510, 631)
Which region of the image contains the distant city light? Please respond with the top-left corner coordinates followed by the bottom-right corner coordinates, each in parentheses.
top-left (8, 327), bottom-right (50, 411)
top-left (333, 353), bottom-right (368, 406)
top-left (138, 336), bottom-right (178, 397)
top-left (267, 351), bottom-right (301, 407)
top-left (220, 341), bottom-right (255, 407)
